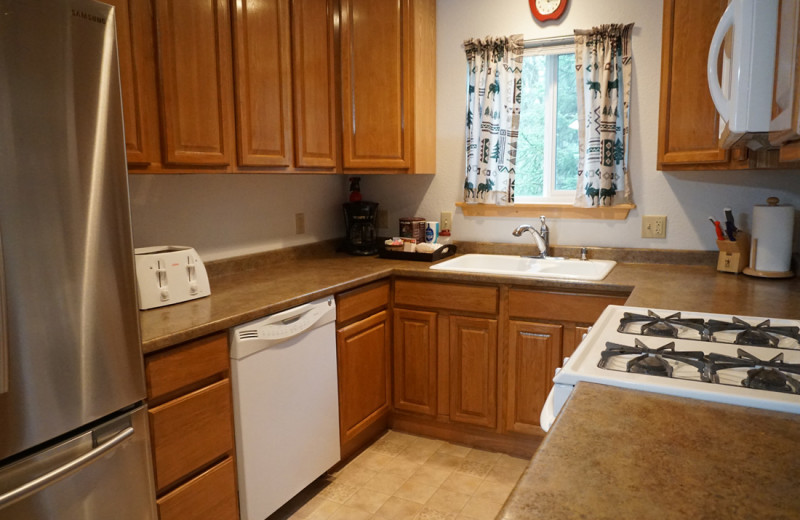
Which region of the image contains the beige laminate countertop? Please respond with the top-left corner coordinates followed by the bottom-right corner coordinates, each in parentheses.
top-left (498, 382), bottom-right (800, 520)
top-left (139, 249), bottom-right (800, 353)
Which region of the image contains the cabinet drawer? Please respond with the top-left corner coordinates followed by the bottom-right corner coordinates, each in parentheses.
top-left (157, 456), bottom-right (238, 520)
top-left (394, 279), bottom-right (498, 314)
top-left (149, 379), bottom-right (234, 492)
top-left (508, 290), bottom-right (627, 323)
top-left (145, 333), bottom-right (229, 401)
top-left (337, 280), bottom-right (390, 323)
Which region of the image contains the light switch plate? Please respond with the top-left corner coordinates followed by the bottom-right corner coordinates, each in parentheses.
top-left (441, 211), bottom-right (453, 232)
top-left (642, 215), bottom-right (667, 238)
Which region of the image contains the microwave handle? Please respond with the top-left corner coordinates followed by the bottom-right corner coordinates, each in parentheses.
top-left (707, 2), bottom-right (734, 123)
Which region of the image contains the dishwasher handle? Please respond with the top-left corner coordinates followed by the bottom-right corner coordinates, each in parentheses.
top-left (231, 297), bottom-right (336, 359)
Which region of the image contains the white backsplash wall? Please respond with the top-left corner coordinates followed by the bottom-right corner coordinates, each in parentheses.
top-left (129, 174), bottom-right (347, 261)
top-left (368, 0), bottom-right (800, 252)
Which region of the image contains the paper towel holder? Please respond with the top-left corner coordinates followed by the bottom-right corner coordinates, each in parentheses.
top-left (742, 197), bottom-right (795, 279)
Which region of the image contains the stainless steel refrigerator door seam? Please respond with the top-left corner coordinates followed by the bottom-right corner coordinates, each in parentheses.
top-left (0, 427), bottom-right (134, 509)
top-left (0, 225), bottom-right (7, 395)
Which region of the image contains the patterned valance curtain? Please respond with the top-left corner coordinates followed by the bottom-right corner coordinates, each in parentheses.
top-left (573, 24), bottom-right (634, 207)
top-left (463, 35), bottom-right (523, 205)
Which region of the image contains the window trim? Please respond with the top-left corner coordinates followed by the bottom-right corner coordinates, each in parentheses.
top-left (456, 202), bottom-right (636, 220)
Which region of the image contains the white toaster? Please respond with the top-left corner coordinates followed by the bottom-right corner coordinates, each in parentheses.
top-left (134, 246), bottom-right (211, 310)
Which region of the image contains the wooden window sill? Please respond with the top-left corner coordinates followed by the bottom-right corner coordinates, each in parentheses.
top-left (456, 203), bottom-right (635, 220)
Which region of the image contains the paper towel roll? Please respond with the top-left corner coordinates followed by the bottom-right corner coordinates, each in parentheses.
top-left (751, 200), bottom-right (794, 273)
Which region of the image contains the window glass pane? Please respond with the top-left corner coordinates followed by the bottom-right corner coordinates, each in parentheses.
top-left (554, 52), bottom-right (578, 191)
top-left (516, 55), bottom-right (546, 197)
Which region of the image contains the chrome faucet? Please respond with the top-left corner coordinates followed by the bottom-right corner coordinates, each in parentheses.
top-left (512, 216), bottom-right (550, 258)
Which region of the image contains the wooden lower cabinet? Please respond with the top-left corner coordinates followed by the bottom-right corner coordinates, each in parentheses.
top-left (144, 333), bottom-right (239, 519)
top-left (393, 308), bottom-right (438, 417)
top-left (337, 310), bottom-right (391, 458)
top-left (449, 316), bottom-right (498, 429)
top-left (157, 457), bottom-right (239, 520)
top-left (505, 321), bottom-right (563, 435)
top-left (336, 280), bottom-right (391, 458)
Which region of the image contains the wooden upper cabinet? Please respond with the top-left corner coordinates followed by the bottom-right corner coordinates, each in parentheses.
top-left (108, 0), bottom-right (160, 166)
top-left (771, 0), bottom-right (800, 161)
top-left (119, 0), bottom-right (433, 173)
top-left (291, 0), bottom-right (338, 169)
top-left (232, 0), bottom-right (294, 167)
top-left (154, 0), bottom-right (236, 167)
top-left (340, 0), bottom-right (435, 172)
top-left (657, 0), bottom-right (749, 170)
top-left (340, 0), bottom-right (409, 169)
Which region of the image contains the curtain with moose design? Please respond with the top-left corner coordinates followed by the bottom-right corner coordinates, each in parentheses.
top-left (573, 24), bottom-right (634, 207)
top-left (463, 35), bottom-right (523, 205)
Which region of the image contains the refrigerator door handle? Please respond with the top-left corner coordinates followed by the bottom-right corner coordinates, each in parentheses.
top-left (0, 226), bottom-right (7, 394)
top-left (0, 426), bottom-right (134, 509)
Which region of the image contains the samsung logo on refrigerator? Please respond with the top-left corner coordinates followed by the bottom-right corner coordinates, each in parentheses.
top-left (71, 9), bottom-right (106, 25)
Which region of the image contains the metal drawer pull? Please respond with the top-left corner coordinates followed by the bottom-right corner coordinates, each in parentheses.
top-left (0, 427), bottom-right (134, 508)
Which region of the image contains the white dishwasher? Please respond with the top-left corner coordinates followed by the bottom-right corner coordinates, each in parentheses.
top-left (230, 296), bottom-right (340, 520)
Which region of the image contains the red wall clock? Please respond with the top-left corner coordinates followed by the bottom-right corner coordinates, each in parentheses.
top-left (529, 0), bottom-right (568, 22)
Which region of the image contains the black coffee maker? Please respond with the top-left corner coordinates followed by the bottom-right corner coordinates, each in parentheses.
top-left (343, 201), bottom-right (378, 255)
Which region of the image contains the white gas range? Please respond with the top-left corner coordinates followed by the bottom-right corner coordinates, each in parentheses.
top-left (540, 305), bottom-right (800, 431)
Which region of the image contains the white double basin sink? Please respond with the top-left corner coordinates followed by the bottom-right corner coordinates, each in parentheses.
top-left (429, 254), bottom-right (616, 281)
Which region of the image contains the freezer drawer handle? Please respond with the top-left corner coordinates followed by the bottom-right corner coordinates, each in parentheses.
top-left (0, 426), bottom-right (134, 509)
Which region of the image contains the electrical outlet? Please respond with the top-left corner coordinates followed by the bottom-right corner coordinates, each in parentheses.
top-left (441, 211), bottom-right (453, 232)
top-left (295, 212), bottom-right (305, 235)
top-left (641, 215), bottom-right (667, 238)
top-left (377, 209), bottom-right (389, 229)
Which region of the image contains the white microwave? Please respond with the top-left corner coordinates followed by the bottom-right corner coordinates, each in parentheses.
top-left (706, 0), bottom-right (780, 148)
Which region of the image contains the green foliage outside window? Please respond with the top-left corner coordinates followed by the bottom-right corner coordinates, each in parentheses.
top-left (516, 52), bottom-right (578, 198)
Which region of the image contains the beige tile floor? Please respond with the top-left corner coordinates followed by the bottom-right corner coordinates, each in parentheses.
top-left (269, 430), bottom-right (529, 520)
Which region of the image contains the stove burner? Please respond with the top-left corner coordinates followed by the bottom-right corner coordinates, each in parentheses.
top-left (618, 310), bottom-right (707, 340)
top-left (632, 355), bottom-right (672, 377)
top-left (707, 317), bottom-right (800, 348)
top-left (745, 368), bottom-right (795, 393)
top-left (707, 349), bottom-right (800, 394)
top-left (600, 338), bottom-right (707, 379)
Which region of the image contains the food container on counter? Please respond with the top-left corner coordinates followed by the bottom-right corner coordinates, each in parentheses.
top-left (399, 217), bottom-right (426, 242)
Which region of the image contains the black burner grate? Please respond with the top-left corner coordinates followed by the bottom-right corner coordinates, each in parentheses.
top-left (707, 318), bottom-right (800, 348)
top-left (707, 349), bottom-right (800, 394)
top-left (599, 338), bottom-right (707, 379)
top-left (618, 310), bottom-right (708, 340)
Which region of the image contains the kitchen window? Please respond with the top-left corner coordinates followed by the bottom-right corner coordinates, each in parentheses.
top-left (458, 36), bottom-right (634, 220)
top-left (515, 41), bottom-right (578, 204)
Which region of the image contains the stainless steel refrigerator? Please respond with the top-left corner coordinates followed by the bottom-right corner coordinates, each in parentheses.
top-left (0, 1), bottom-right (157, 518)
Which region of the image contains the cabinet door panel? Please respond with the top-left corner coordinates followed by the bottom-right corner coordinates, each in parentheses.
top-left (340, 0), bottom-right (410, 169)
top-left (657, 0), bottom-right (749, 170)
top-left (155, 0), bottom-right (235, 166)
top-left (292, 0), bottom-right (338, 168)
top-left (393, 308), bottom-right (437, 416)
top-left (233, 0), bottom-right (293, 166)
top-left (449, 316), bottom-right (497, 429)
top-left (506, 321), bottom-right (562, 435)
top-left (107, 0), bottom-right (160, 166)
top-left (337, 311), bottom-right (391, 444)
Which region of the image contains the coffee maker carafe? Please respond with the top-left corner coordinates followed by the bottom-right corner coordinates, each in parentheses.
top-left (343, 201), bottom-right (378, 255)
